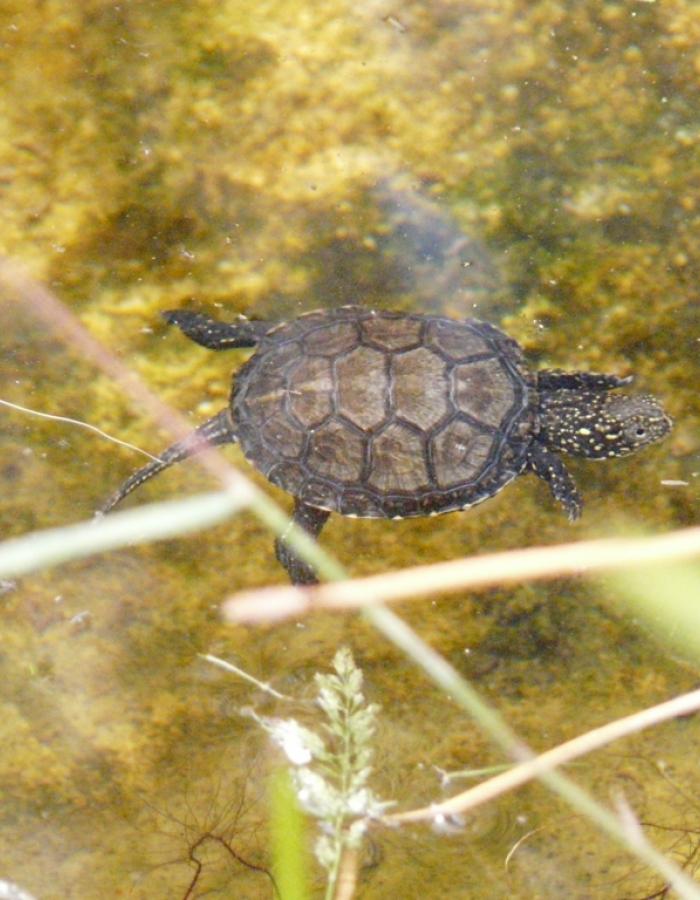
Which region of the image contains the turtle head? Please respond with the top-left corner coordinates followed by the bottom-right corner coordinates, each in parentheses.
top-left (540, 390), bottom-right (673, 459)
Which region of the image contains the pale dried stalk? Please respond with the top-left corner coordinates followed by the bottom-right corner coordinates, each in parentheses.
top-left (383, 685), bottom-right (700, 825)
top-left (224, 525), bottom-right (700, 624)
top-left (332, 848), bottom-right (360, 900)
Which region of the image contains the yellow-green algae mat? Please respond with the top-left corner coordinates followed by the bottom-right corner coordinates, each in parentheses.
top-left (0, 0), bottom-right (698, 897)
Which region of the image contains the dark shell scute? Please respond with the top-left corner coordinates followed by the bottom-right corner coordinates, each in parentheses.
top-left (336, 346), bottom-right (388, 430)
top-left (301, 478), bottom-right (339, 510)
top-left (425, 319), bottom-right (493, 360)
top-left (303, 321), bottom-right (360, 356)
top-left (338, 489), bottom-right (385, 517)
top-left (265, 310), bottom-right (333, 343)
top-left (361, 314), bottom-right (423, 351)
top-left (452, 358), bottom-right (517, 428)
top-left (238, 362), bottom-right (286, 408)
top-left (255, 339), bottom-right (303, 367)
top-left (268, 460), bottom-right (306, 494)
top-left (369, 423), bottom-right (430, 494)
top-left (392, 347), bottom-right (449, 431)
top-left (288, 355), bottom-right (334, 427)
top-left (307, 420), bottom-right (364, 482)
top-left (260, 416), bottom-right (305, 459)
top-left (431, 419), bottom-right (494, 487)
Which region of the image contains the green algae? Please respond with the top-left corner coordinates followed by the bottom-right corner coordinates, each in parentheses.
top-left (0, 0), bottom-right (699, 896)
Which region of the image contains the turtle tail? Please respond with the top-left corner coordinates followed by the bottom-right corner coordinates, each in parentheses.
top-left (97, 408), bottom-right (237, 515)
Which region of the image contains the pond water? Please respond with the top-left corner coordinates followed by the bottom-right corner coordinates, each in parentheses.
top-left (0, 2), bottom-right (698, 897)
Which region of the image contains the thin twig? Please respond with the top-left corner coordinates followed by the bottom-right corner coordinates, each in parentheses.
top-left (333, 847), bottom-right (360, 900)
top-left (504, 828), bottom-right (544, 870)
top-left (383, 686), bottom-right (700, 825)
top-left (0, 397), bottom-right (161, 461)
top-left (199, 653), bottom-right (291, 700)
top-left (223, 526), bottom-right (700, 624)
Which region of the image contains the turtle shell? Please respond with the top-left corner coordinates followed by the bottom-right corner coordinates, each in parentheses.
top-left (233, 306), bottom-right (538, 518)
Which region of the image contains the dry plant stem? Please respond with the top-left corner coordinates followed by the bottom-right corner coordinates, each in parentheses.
top-left (365, 605), bottom-right (700, 900)
top-left (332, 848), bottom-right (359, 900)
top-left (0, 493), bottom-right (247, 578)
top-left (0, 485), bottom-right (342, 584)
top-left (384, 686), bottom-right (700, 824)
top-left (223, 526), bottom-right (700, 624)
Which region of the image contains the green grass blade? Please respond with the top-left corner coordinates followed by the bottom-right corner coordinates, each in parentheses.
top-left (269, 767), bottom-right (310, 900)
top-left (0, 490), bottom-right (247, 577)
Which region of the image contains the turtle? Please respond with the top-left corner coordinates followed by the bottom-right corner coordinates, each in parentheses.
top-left (99, 305), bottom-right (673, 584)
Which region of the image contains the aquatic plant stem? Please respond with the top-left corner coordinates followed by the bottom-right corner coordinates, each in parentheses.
top-left (322, 700), bottom-right (360, 900)
top-left (200, 653), bottom-right (291, 700)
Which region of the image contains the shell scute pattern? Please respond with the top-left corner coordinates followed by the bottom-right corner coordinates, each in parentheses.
top-left (368, 423), bottom-right (430, 494)
top-left (302, 320), bottom-right (360, 356)
top-left (260, 416), bottom-right (305, 459)
top-left (361, 314), bottom-right (423, 351)
top-left (287, 355), bottom-right (334, 427)
top-left (425, 318), bottom-right (494, 360)
top-left (233, 306), bottom-right (534, 517)
top-left (268, 459), bottom-right (305, 495)
top-left (392, 347), bottom-right (449, 431)
top-left (432, 420), bottom-right (494, 487)
top-left (452, 358), bottom-right (518, 428)
top-left (307, 419), bottom-right (365, 482)
top-left (336, 345), bottom-right (388, 431)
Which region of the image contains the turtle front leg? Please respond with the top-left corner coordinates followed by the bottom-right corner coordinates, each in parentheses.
top-left (275, 500), bottom-right (330, 585)
top-left (162, 310), bottom-right (271, 350)
top-left (537, 369), bottom-right (633, 393)
top-left (527, 441), bottom-right (583, 521)
top-left (99, 408), bottom-right (237, 514)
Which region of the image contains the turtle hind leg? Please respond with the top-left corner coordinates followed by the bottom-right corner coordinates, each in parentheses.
top-left (98, 408), bottom-right (237, 514)
top-left (275, 500), bottom-right (330, 585)
top-left (527, 441), bottom-right (582, 521)
top-left (162, 309), bottom-right (271, 350)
